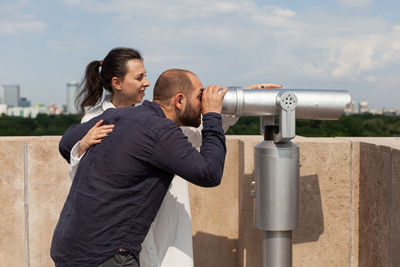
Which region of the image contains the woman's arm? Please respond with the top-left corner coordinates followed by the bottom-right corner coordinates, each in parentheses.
top-left (66, 120), bottom-right (114, 180)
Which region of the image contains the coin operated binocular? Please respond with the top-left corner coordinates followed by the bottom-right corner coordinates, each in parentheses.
top-left (222, 88), bottom-right (351, 267)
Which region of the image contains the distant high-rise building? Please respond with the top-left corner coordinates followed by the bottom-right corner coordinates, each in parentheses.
top-left (0, 104), bottom-right (6, 115)
top-left (19, 97), bottom-right (31, 107)
top-left (344, 100), bottom-right (357, 114)
top-left (359, 101), bottom-right (369, 114)
top-left (66, 81), bottom-right (79, 114)
top-left (2, 84), bottom-right (20, 107)
top-left (0, 85), bottom-right (4, 104)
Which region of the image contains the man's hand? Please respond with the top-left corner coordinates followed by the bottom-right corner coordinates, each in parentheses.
top-left (246, 83), bottom-right (282, 89)
top-left (201, 85), bottom-right (228, 115)
top-left (78, 119), bottom-right (114, 157)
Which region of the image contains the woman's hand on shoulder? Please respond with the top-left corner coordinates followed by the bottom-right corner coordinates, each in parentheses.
top-left (78, 119), bottom-right (114, 157)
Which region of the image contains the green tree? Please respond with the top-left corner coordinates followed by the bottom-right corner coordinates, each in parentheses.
top-left (0, 113), bottom-right (399, 137)
top-left (225, 114), bottom-right (400, 137)
top-left (0, 114), bottom-right (80, 136)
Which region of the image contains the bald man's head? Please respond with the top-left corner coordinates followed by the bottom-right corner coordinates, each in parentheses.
top-left (153, 69), bottom-right (197, 104)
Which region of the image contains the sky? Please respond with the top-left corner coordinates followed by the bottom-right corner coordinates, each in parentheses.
top-left (0, 0), bottom-right (399, 109)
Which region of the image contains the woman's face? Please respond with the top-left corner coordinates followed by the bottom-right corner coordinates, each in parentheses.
top-left (115, 59), bottom-right (150, 105)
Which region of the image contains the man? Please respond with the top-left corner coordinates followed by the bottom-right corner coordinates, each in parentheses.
top-left (51, 69), bottom-right (228, 266)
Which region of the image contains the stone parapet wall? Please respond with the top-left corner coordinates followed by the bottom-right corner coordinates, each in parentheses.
top-left (0, 137), bottom-right (71, 267)
top-left (0, 136), bottom-right (399, 266)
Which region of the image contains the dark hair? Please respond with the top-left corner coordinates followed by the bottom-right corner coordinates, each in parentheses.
top-left (75, 47), bottom-right (143, 113)
top-left (153, 69), bottom-right (195, 104)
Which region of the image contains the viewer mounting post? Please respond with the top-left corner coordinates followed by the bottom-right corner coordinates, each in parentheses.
top-left (222, 87), bottom-right (351, 267)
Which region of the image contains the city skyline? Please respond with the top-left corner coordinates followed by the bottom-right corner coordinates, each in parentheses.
top-left (1, 81), bottom-right (395, 112)
top-left (3, 81), bottom-right (399, 117)
top-left (0, 0), bottom-right (399, 109)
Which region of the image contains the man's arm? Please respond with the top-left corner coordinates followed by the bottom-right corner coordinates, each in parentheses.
top-left (150, 113), bottom-right (226, 187)
top-left (150, 85), bottom-right (228, 187)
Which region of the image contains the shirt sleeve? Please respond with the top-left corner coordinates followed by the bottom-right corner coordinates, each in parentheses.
top-left (181, 114), bottom-right (239, 149)
top-left (68, 141), bottom-right (86, 181)
top-left (180, 125), bottom-right (203, 149)
top-left (221, 114), bottom-right (240, 132)
top-left (150, 113), bottom-right (226, 187)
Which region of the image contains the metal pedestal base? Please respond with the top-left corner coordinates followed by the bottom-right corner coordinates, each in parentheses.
top-left (262, 231), bottom-right (292, 267)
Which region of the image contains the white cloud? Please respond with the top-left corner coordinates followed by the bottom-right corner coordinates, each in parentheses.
top-left (59, 0), bottom-right (400, 90)
top-left (0, 1), bottom-right (45, 35)
top-left (60, 0), bottom-right (293, 22)
top-left (0, 20), bottom-right (45, 35)
top-left (303, 25), bottom-right (400, 79)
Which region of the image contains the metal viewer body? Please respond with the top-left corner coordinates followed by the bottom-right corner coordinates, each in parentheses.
top-left (221, 87), bottom-right (351, 267)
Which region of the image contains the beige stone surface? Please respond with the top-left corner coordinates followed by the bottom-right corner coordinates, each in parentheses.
top-left (237, 138), bottom-right (263, 267)
top-left (190, 139), bottom-right (240, 267)
top-left (340, 137), bottom-right (400, 149)
top-left (338, 137), bottom-right (361, 267)
top-left (26, 138), bottom-right (71, 267)
top-left (2, 136), bottom-right (400, 267)
top-left (349, 141), bottom-right (360, 267)
top-left (293, 140), bottom-right (351, 267)
top-left (234, 136), bottom-right (353, 267)
top-left (0, 139), bottom-right (26, 267)
top-left (392, 148), bottom-right (400, 266)
top-left (358, 142), bottom-right (391, 267)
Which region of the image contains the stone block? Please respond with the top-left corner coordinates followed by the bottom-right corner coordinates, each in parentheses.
top-left (350, 141), bottom-right (360, 267)
top-left (0, 139), bottom-right (26, 267)
top-left (358, 142), bottom-right (391, 267)
top-left (237, 136), bottom-right (263, 267)
top-left (392, 148), bottom-right (400, 266)
top-left (235, 137), bottom-right (352, 267)
top-left (291, 139), bottom-right (352, 267)
top-left (26, 138), bottom-right (71, 267)
top-left (190, 138), bottom-right (240, 267)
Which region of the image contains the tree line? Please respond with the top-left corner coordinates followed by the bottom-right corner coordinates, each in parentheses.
top-left (226, 113), bottom-right (400, 137)
top-left (0, 114), bottom-right (81, 136)
top-left (0, 113), bottom-right (399, 137)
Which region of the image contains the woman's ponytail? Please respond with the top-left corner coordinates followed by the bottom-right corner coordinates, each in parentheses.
top-left (75, 60), bottom-right (103, 114)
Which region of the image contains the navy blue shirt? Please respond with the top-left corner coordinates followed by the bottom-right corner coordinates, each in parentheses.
top-left (51, 100), bottom-right (226, 266)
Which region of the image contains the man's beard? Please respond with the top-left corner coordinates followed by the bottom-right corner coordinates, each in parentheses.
top-left (178, 102), bottom-right (201, 128)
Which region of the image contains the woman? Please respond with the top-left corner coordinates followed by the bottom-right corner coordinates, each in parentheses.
top-left (69, 47), bottom-right (162, 267)
top-left (70, 47), bottom-right (282, 267)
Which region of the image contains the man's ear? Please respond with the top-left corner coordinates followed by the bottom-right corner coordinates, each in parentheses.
top-left (111, 77), bottom-right (122, 91)
top-left (174, 93), bottom-right (185, 111)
